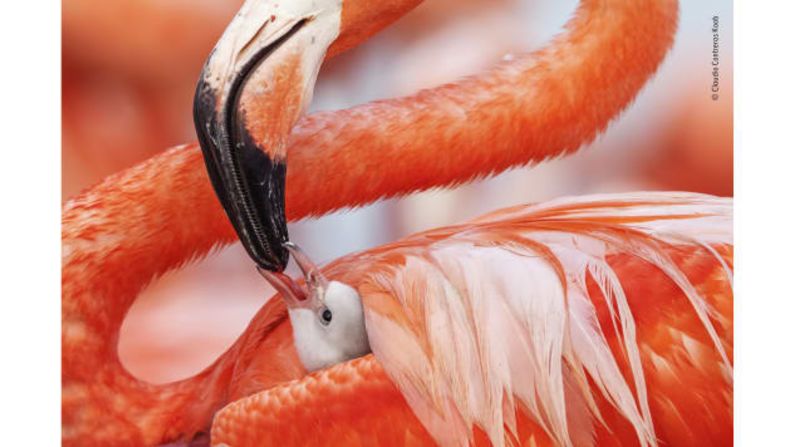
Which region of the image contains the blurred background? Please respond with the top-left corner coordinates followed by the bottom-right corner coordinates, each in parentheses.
top-left (62, 0), bottom-right (733, 383)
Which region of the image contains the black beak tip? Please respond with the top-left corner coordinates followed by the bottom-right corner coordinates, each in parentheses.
top-left (258, 240), bottom-right (290, 272)
top-left (274, 245), bottom-right (290, 272)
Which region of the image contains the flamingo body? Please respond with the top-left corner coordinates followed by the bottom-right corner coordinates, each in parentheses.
top-left (211, 192), bottom-right (733, 447)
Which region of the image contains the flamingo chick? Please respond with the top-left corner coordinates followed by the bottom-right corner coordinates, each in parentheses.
top-left (260, 243), bottom-right (371, 372)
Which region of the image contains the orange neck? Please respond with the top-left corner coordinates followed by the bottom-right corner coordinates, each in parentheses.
top-left (329, 0), bottom-right (424, 58)
top-left (285, 0), bottom-right (678, 218)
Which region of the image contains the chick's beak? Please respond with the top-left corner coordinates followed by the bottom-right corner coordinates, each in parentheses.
top-left (257, 242), bottom-right (328, 310)
top-left (257, 269), bottom-right (307, 309)
top-left (194, 0), bottom-right (342, 272)
top-left (284, 242), bottom-right (328, 292)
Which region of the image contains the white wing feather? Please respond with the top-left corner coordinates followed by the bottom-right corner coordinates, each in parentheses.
top-left (360, 192), bottom-right (732, 447)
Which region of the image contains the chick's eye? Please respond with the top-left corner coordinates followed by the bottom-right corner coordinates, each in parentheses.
top-left (321, 308), bottom-right (333, 325)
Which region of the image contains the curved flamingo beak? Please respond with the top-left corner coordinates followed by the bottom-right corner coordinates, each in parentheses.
top-left (194, 0), bottom-right (343, 271)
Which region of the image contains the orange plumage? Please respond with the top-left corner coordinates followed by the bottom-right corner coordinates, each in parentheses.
top-left (210, 193), bottom-right (732, 447)
top-left (62, 0), bottom-right (732, 445)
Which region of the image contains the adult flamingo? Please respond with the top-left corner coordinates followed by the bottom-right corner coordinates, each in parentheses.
top-left (62, 0), bottom-right (732, 445)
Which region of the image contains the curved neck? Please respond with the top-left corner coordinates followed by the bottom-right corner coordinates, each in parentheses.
top-left (285, 0), bottom-right (679, 218)
top-left (62, 148), bottom-right (238, 444)
top-left (63, 168), bottom-right (298, 441)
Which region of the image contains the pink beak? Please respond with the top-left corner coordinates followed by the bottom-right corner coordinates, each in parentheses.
top-left (258, 242), bottom-right (328, 309)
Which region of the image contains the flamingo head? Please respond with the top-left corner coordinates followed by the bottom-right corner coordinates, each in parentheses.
top-left (193, 0), bottom-right (423, 272)
top-left (258, 242), bottom-right (371, 372)
top-left (193, 0), bottom-right (343, 272)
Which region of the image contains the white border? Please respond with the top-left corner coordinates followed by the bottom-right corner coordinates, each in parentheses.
top-left (1, 0), bottom-right (792, 444)
top-left (0, 0), bottom-right (61, 444)
top-left (735, 0), bottom-right (794, 444)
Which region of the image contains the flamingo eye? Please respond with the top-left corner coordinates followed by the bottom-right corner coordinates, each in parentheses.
top-left (320, 307), bottom-right (333, 325)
